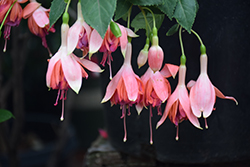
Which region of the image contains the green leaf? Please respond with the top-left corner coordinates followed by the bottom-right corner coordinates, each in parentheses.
top-left (81, 0), bottom-right (117, 39)
top-left (49, 0), bottom-right (66, 29)
top-left (173, 0), bottom-right (197, 33)
top-left (114, 0), bottom-right (132, 21)
top-left (166, 23), bottom-right (179, 36)
top-left (0, 109), bottom-right (14, 123)
top-left (131, 12), bottom-right (165, 35)
top-left (128, 0), bottom-right (163, 6)
top-left (158, 0), bottom-right (178, 20)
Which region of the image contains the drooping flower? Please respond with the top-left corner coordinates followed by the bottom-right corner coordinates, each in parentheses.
top-left (0, 0), bottom-right (28, 52)
top-left (135, 64), bottom-right (179, 144)
top-left (137, 37), bottom-right (149, 69)
top-left (156, 65), bottom-right (202, 140)
top-left (101, 42), bottom-right (144, 142)
top-left (46, 23), bottom-right (103, 121)
top-left (23, 0), bottom-right (55, 56)
top-left (99, 24), bottom-right (138, 79)
top-left (187, 53), bottom-right (238, 128)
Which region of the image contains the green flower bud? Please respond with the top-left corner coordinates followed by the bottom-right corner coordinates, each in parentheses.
top-left (110, 21), bottom-right (122, 38)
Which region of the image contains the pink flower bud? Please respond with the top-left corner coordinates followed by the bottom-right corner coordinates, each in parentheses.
top-left (137, 49), bottom-right (148, 69)
top-left (148, 44), bottom-right (164, 72)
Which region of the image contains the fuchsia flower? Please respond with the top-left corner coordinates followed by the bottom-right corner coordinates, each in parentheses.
top-left (156, 65), bottom-right (202, 140)
top-left (67, 2), bottom-right (102, 57)
top-left (101, 42), bottom-right (144, 142)
top-left (46, 23), bottom-right (103, 121)
top-left (135, 64), bottom-right (179, 144)
top-left (0, 0), bottom-right (27, 52)
top-left (187, 53), bottom-right (238, 128)
top-left (99, 24), bottom-right (138, 79)
top-left (23, 0), bottom-right (55, 56)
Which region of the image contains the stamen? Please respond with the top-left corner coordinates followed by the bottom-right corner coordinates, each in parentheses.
top-left (108, 54), bottom-right (113, 80)
top-left (127, 106), bottom-right (131, 116)
top-left (149, 106), bottom-right (153, 145)
top-left (47, 47), bottom-right (52, 57)
top-left (175, 125), bottom-right (179, 141)
top-left (54, 90), bottom-right (61, 106)
top-left (204, 118), bottom-right (208, 129)
top-left (122, 105), bottom-right (127, 142)
top-left (60, 95), bottom-right (65, 121)
top-left (3, 39), bottom-right (7, 52)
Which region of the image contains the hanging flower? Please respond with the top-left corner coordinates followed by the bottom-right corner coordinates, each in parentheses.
top-left (0, 0), bottom-right (28, 52)
top-left (156, 65), bottom-right (202, 140)
top-left (101, 42), bottom-right (144, 142)
top-left (46, 23), bottom-right (103, 121)
top-left (187, 53), bottom-right (238, 128)
top-left (23, 0), bottom-right (55, 56)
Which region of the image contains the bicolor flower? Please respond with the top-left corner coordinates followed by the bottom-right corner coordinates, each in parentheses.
top-left (156, 65), bottom-right (202, 140)
top-left (187, 53), bottom-right (238, 128)
top-left (23, 0), bottom-right (55, 56)
top-left (135, 64), bottom-right (179, 144)
top-left (0, 0), bottom-right (27, 52)
top-left (101, 42), bottom-right (144, 142)
top-left (46, 23), bottom-right (103, 121)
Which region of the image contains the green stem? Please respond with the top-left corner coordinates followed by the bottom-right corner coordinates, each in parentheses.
top-left (179, 26), bottom-right (186, 65)
top-left (141, 7), bottom-right (155, 28)
top-left (127, 5), bottom-right (133, 29)
top-left (0, 0), bottom-right (17, 32)
top-left (191, 29), bottom-right (203, 45)
top-left (139, 6), bottom-right (151, 37)
top-left (65, 0), bottom-right (71, 14)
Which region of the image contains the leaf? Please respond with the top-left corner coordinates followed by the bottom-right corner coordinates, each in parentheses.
top-left (172, 0), bottom-right (197, 33)
top-left (114, 0), bottom-right (132, 21)
top-left (81, 0), bottom-right (117, 39)
top-left (158, 0), bottom-right (178, 20)
top-left (0, 109), bottom-right (14, 123)
top-left (166, 23), bottom-right (179, 36)
top-left (49, 0), bottom-right (66, 29)
top-left (128, 0), bottom-right (163, 6)
top-left (131, 12), bottom-right (165, 35)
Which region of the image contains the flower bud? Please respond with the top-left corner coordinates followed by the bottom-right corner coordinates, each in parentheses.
top-left (148, 43), bottom-right (164, 72)
top-left (137, 49), bottom-right (148, 69)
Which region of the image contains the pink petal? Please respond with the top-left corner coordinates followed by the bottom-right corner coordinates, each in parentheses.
top-left (76, 57), bottom-right (103, 73)
top-left (33, 7), bottom-right (49, 28)
top-left (214, 86), bottom-right (238, 105)
top-left (187, 80), bottom-right (196, 90)
top-left (46, 50), bottom-right (62, 87)
top-left (135, 103), bottom-right (144, 115)
top-left (67, 20), bottom-right (83, 54)
top-left (189, 74), bottom-right (216, 118)
top-left (61, 52), bottom-right (82, 94)
top-left (151, 71), bottom-right (170, 102)
top-left (141, 67), bottom-right (153, 84)
top-left (156, 88), bottom-right (179, 129)
top-left (160, 63), bottom-right (179, 78)
top-left (126, 27), bottom-right (138, 37)
top-left (118, 24), bottom-right (128, 56)
top-left (82, 21), bottom-right (92, 41)
top-left (101, 68), bottom-right (123, 103)
top-left (22, 2), bottom-right (40, 19)
top-left (178, 86), bottom-right (202, 129)
top-left (18, 0), bottom-right (28, 4)
top-left (122, 66), bottom-right (139, 101)
top-left (89, 29), bottom-right (103, 54)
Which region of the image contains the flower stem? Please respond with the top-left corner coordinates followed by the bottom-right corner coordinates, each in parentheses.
top-left (179, 26), bottom-right (186, 65)
top-left (141, 7), bottom-right (156, 28)
top-left (0, 0), bottom-right (17, 35)
top-left (191, 29), bottom-right (203, 45)
top-left (139, 6), bottom-right (151, 37)
top-left (127, 5), bottom-right (133, 29)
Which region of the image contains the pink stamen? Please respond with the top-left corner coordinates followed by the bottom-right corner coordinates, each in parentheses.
top-left (204, 118), bottom-right (208, 129)
top-left (149, 106), bottom-right (153, 145)
top-left (60, 96), bottom-right (65, 121)
top-left (3, 39), bottom-right (7, 52)
top-left (175, 125), bottom-right (179, 141)
top-left (108, 54), bottom-right (113, 80)
top-left (122, 105), bottom-right (127, 142)
top-left (54, 90), bottom-right (61, 106)
top-left (127, 106), bottom-right (131, 116)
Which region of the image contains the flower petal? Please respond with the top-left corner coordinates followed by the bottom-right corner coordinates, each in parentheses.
top-left (126, 27), bottom-right (139, 37)
top-left (67, 20), bottom-right (83, 54)
top-left (33, 7), bottom-right (49, 28)
top-left (214, 86), bottom-right (238, 105)
top-left (61, 52), bottom-right (82, 94)
top-left (76, 57), bottom-right (103, 73)
top-left (22, 2), bottom-right (40, 19)
top-left (187, 80), bottom-right (196, 90)
top-left (118, 24), bottom-right (128, 56)
top-left (89, 29), bottom-right (103, 54)
top-left (160, 63), bottom-right (179, 78)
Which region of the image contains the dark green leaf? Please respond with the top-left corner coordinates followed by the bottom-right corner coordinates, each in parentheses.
top-left (114, 0), bottom-right (132, 21)
top-left (173, 0), bottom-right (197, 33)
top-left (49, 0), bottom-right (66, 29)
top-left (0, 109), bottom-right (14, 123)
top-left (158, 0), bottom-right (178, 20)
top-left (128, 0), bottom-right (163, 6)
top-left (166, 23), bottom-right (179, 36)
top-left (81, 0), bottom-right (117, 38)
top-left (131, 12), bottom-right (165, 34)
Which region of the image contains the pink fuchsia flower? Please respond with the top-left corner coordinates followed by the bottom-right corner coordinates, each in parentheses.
top-left (0, 0), bottom-right (28, 52)
top-left (156, 65), bottom-right (202, 140)
top-left (46, 23), bottom-right (103, 121)
top-left (101, 42), bottom-right (144, 142)
top-left (135, 64), bottom-right (179, 144)
top-left (99, 24), bottom-right (138, 79)
top-left (187, 53), bottom-right (238, 128)
top-left (23, 0), bottom-right (55, 56)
